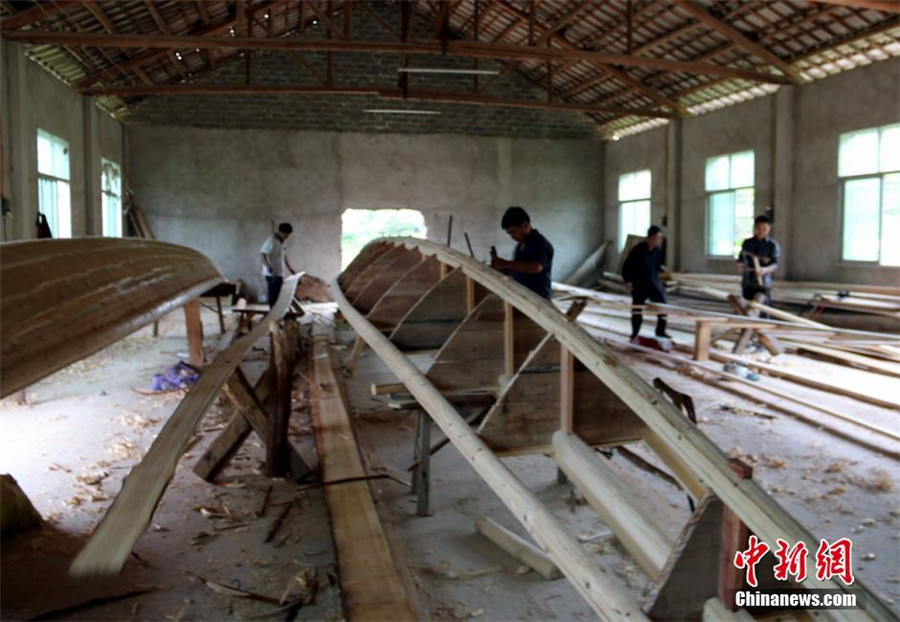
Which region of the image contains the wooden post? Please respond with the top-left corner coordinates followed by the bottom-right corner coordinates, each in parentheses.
top-left (466, 276), bottom-right (476, 313)
top-left (694, 321), bottom-right (711, 362)
top-left (504, 301), bottom-right (515, 378)
top-left (346, 335), bottom-right (366, 375)
top-left (718, 458), bottom-right (753, 611)
top-left (267, 321), bottom-right (293, 477)
top-left (560, 345), bottom-right (574, 434)
top-left (475, 517), bottom-right (563, 580)
top-left (413, 409), bottom-right (432, 516)
top-left (215, 296), bottom-right (225, 334)
top-left (184, 299), bottom-right (204, 367)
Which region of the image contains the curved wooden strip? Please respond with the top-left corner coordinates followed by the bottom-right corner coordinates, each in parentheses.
top-left (344, 244), bottom-right (406, 301)
top-left (389, 267), bottom-right (469, 350)
top-left (339, 241), bottom-right (392, 289)
top-left (353, 247), bottom-right (423, 312)
top-left (342, 238), bottom-right (892, 621)
top-left (0, 238), bottom-right (222, 398)
top-left (70, 275), bottom-right (301, 576)
top-left (367, 256), bottom-right (442, 329)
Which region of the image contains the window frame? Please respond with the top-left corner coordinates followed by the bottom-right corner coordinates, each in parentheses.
top-left (837, 124), bottom-right (900, 266)
top-left (704, 150), bottom-right (755, 259)
top-left (101, 157), bottom-right (123, 237)
top-left (36, 128), bottom-right (72, 239)
top-left (617, 169), bottom-right (652, 250)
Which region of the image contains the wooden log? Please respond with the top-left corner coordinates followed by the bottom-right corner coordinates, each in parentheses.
top-left (310, 337), bottom-right (414, 621)
top-left (332, 275), bottom-right (648, 621)
top-left (553, 432), bottom-right (673, 579)
top-left (348, 238), bottom-right (890, 621)
top-left (0, 239), bottom-right (222, 398)
top-left (70, 275), bottom-right (300, 576)
top-left (475, 517), bottom-right (563, 580)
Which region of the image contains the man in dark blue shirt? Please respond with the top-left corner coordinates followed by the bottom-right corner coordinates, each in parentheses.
top-left (622, 225), bottom-right (670, 340)
top-left (490, 207), bottom-right (554, 299)
top-left (737, 215), bottom-right (781, 307)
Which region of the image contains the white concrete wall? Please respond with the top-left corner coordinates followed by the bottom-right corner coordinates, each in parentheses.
top-left (127, 126), bottom-right (604, 298)
top-left (604, 58), bottom-right (900, 286)
top-left (1, 41), bottom-right (124, 241)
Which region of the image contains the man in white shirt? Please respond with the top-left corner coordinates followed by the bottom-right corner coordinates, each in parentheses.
top-left (260, 223), bottom-right (298, 307)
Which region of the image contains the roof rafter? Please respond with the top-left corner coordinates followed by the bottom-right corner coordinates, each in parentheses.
top-left (675, 1), bottom-right (804, 83)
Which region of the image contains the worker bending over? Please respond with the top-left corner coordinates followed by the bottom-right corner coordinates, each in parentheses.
top-left (737, 214), bottom-right (780, 308)
top-left (622, 225), bottom-right (670, 341)
top-left (260, 222), bottom-right (298, 308)
top-left (490, 206), bottom-right (554, 299)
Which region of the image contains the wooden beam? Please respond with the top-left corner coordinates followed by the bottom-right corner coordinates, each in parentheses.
top-left (70, 275), bottom-right (300, 576)
top-left (0, 0), bottom-right (79, 31)
top-left (195, 0), bottom-right (210, 24)
top-left (3, 31), bottom-right (795, 85)
top-left (811, 0), bottom-right (900, 12)
top-left (330, 277), bottom-right (648, 620)
top-left (310, 337), bottom-right (414, 620)
top-left (70, 0), bottom-right (285, 89)
top-left (0, 239), bottom-right (221, 398)
top-left (560, 345), bottom-right (574, 434)
top-left (675, 1), bottom-right (804, 83)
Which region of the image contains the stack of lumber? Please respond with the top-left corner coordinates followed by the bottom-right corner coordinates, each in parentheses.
top-left (665, 272), bottom-right (900, 318)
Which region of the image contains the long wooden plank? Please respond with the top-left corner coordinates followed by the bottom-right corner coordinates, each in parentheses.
top-left (70, 275), bottom-right (300, 576)
top-left (332, 277), bottom-right (648, 621)
top-left (310, 337), bottom-right (414, 621)
top-left (0, 239), bottom-right (222, 397)
top-left (347, 238), bottom-right (892, 621)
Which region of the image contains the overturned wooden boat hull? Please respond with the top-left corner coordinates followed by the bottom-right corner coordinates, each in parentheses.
top-left (0, 238), bottom-right (222, 397)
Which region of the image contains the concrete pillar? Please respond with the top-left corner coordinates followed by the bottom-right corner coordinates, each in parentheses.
top-left (6, 41), bottom-right (34, 241)
top-left (772, 86), bottom-right (796, 279)
top-left (83, 96), bottom-right (100, 236)
top-left (666, 118), bottom-right (684, 271)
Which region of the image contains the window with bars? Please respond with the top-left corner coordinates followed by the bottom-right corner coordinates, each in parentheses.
top-left (838, 124), bottom-right (900, 266)
top-left (705, 150), bottom-right (755, 258)
top-left (618, 169), bottom-right (651, 250)
top-left (101, 158), bottom-right (123, 237)
top-left (37, 129), bottom-right (71, 238)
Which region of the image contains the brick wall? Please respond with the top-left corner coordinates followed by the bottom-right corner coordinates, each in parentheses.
top-left (121, 3), bottom-right (600, 140)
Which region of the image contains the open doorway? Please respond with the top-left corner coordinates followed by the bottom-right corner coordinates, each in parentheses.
top-left (340, 208), bottom-right (427, 269)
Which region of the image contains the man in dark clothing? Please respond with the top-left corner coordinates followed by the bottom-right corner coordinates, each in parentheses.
top-left (737, 215), bottom-right (780, 307)
top-left (622, 225), bottom-right (670, 340)
top-left (490, 206), bottom-right (554, 299)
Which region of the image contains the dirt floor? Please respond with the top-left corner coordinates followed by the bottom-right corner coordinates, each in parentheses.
top-left (1, 299), bottom-right (897, 621)
top-left (1, 305), bottom-right (342, 621)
